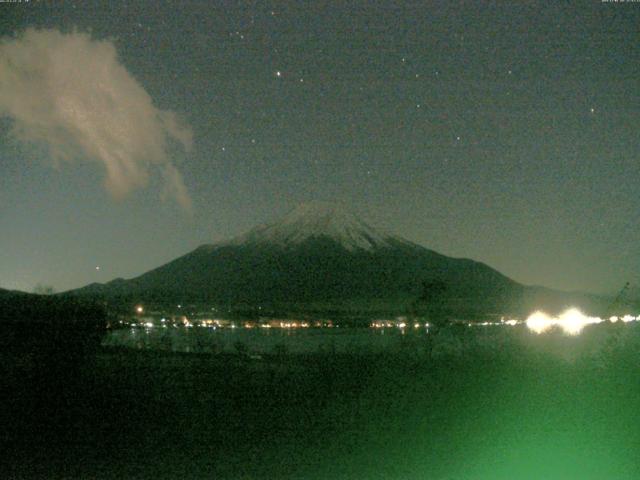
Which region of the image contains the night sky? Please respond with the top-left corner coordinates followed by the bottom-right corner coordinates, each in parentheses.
top-left (0, 1), bottom-right (638, 295)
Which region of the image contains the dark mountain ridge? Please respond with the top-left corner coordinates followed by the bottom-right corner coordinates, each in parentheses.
top-left (0, 288), bottom-right (107, 354)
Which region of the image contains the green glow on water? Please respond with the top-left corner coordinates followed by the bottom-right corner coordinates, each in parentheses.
top-left (289, 326), bottom-right (640, 480)
top-left (6, 323), bottom-right (640, 479)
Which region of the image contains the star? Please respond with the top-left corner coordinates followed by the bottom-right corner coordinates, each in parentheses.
top-left (590, 107), bottom-right (595, 114)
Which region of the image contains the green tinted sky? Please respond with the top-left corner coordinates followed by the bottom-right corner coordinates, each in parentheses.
top-left (0, 1), bottom-right (638, 294)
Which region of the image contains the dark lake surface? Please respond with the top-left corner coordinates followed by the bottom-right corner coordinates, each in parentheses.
top-left (103, 325), bottom-right (437, 355)
top-left (3, 322), bottom-right (640, 479)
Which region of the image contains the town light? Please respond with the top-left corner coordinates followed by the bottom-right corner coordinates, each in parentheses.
top-left (525, 308), bottom-right (613, 336)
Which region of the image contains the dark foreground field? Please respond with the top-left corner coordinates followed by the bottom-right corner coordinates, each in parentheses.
top-left (2, 325), bottom-right (640, 479)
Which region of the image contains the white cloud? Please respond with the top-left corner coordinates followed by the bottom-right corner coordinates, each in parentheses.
top-left (0, 28), bottom-right (193, 211)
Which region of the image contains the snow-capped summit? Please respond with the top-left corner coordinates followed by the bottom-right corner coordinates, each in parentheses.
top-left (229, 202), bottom-right (395, 251)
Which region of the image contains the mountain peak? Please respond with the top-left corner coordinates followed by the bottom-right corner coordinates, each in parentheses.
top-left (228, 202), bottom-right (394, 251)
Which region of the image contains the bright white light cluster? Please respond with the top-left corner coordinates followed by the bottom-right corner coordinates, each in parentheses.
top-left (525, 308), bottom-right (640, 336)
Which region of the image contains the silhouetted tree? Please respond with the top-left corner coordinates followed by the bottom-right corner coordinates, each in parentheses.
top-left (33, 284), bottom-right (56, 295)
top-left (410, 280), bottom-right (449, 330)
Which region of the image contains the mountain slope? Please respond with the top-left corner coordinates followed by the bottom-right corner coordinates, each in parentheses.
top-left (70, 203), bottom-right (607, 317)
